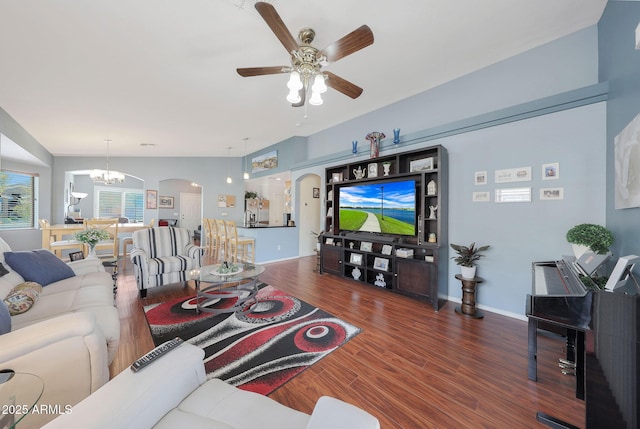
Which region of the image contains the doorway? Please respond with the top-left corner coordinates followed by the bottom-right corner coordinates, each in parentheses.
top-left (297, 173), bottom-right (321, 256)
top-left (180, 192), bottom-right (202, 237)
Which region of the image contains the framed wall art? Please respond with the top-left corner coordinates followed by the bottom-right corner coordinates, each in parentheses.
top-left (146, 189), bottom-right (158, 209)
top-left (158, 196), bottom-right (174, 209)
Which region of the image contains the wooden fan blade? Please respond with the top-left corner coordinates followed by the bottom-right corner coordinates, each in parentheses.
top-left (320, 25), bottom-right (374, 63)
top-left (255, 2), bottom-right (299, 55)
top-left (325, 72), bottom-right (363, 99)
top-left (236, 66), bottom-right (288, 77)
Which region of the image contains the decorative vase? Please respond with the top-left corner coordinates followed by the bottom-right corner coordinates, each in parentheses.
top-left (352, 140), bottom-right (358, 155)
top-left (366, 132), bottom-right (385, 159)
top-left (460, 265), bottom-right (477, 280)
top-left (352, 267), bottom-right (361, 280)
top-left (88, 244), bottom-right (97, 258)
top-left (383, 162), bottom-right (392, 176)
top-left (393, 128), bottom-right (400, 144)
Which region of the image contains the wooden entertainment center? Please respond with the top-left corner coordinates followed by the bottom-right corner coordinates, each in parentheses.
top-left (320, 145), bottom-right (448, 311)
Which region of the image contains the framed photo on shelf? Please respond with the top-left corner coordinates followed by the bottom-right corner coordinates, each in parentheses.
top-left (373, 257), bottom-right (389, 271)
top-left (368, 163), bottom-right (378, 178)
top-left (381, 244), bottom-right (393, 255)
top-left (350, 253), bottom-right (363, 265)
top-left (360, 241), bottom-right (373, 252)
top-left (331, 172), bottom-right (343, 183)
top-left (325, 237), bottom-right (334, 245)
top-left (409, 157), bottom-right (434, 172)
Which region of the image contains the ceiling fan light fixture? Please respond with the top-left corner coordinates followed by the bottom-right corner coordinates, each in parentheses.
top-left (309, 91), bottom-right (323, 106)
top-left (311, 74), bottom-right (327, 94)
top-left (286, 88), bottom-right (301, 103)
top-left (287, 71), bottom-right (303, 90)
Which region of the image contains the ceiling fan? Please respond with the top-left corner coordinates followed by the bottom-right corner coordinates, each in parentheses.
top-left (236, 1), bottom-right (374, 107)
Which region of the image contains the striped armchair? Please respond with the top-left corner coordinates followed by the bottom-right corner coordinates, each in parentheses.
top-left (130, 227), bottom-right (204, 298)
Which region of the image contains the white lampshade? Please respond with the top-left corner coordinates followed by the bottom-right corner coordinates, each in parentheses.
top-left (312, 74), bottom-right (327, 94)
top-left (287, 71), bottom-right (303, 90)
top-left (286, 88), bottom-right (301, 103)
top-left (309, 91), bottom-right (323, 106)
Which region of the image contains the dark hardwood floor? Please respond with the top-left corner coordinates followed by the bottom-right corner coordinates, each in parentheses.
top-left (110, 256), bottom-right (585, 428)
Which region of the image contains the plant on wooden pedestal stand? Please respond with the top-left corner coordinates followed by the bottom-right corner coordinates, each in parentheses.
top-left (450, 242), bottom-right (490, 279)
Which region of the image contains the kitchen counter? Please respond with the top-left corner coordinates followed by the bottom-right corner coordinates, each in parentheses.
top-left (236, 224), bottom-right (298, 263)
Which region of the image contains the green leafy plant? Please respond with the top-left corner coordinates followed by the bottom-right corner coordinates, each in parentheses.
top-left (565, 223), bottom-right (613, 255)
top-left (75, 228), bottom-right (109, 247)
top-left (450, 242), bottom-right (490, 267)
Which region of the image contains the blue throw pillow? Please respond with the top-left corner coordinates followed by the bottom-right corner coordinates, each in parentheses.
top-left (4, 250), bottom-right (75, 286)
top-left (0, 300), bottom-right (11, 335)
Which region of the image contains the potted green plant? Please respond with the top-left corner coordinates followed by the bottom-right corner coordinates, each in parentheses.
top-left (450, 242), bottom-right (490, 279)
top-left (565, 223), bottom-right (613, 257)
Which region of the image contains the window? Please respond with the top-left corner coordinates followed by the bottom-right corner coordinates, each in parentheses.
top-left (0, 170), bottom-right (38, 229)
top-left (95, 186), bottom-right (144, 222)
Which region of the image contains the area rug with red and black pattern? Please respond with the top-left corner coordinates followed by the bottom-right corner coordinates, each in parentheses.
top-left (143, 283), bottom-right (360, 395)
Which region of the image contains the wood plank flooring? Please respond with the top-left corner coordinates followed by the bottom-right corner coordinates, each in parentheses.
top-left (110, 256), bottom-right (585, 428)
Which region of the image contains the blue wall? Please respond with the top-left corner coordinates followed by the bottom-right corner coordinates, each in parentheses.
top-left (296, 26), bottom-right (605, 318)
top-left (599, 2), bottom-right (640, 259)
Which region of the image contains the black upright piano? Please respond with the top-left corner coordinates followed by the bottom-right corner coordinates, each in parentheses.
top-left (526, 257), bottom-right (640, 429)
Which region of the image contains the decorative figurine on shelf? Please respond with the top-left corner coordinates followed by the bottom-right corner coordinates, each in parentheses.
top-left (353, 165), bottom-right (366, 180)
top-left (352, 140), bottom-right (358, 155)
top-left (374, 273), bottom-right (387, 288)
top-left (366, 131), bottom-right (385, 159)
top-left (428, 233), bottom-right (437, 243)
top-left (383, 161), bottom-right (392, 176)
top-left (428, 205), bottom-right (438, 220)
top-left (393, 128), bottom-right (400, 144)
top-left (352, 267), bottom-right (361, 280)
top-left (349, 242), bottom-right (355, 249)
top-left (427, 179), bottom-right (437, 195)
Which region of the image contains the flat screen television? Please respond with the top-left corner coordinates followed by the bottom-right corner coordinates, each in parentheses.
top-left (338, 178), bottom-right (418, 236)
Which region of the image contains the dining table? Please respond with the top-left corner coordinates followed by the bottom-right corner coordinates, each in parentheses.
top-left (40, 223), bottom-right (150, 252)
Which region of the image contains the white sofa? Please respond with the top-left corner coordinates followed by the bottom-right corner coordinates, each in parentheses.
top-left (43, 342), bottom-right (381, 429)
top-left (1, 312), bottom-right (110, 429)
top-left (0, 237), bottom-right (120, 362)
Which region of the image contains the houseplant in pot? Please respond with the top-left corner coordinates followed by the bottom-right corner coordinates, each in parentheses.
top-left (450, 242), bottom-right (490, 279)
top-left (565, 223), bottom-right (613, 257)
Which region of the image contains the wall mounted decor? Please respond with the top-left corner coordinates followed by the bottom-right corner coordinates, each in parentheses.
top-left (251, 150), bottom-right (278, 173)
top-left (494, 166), bottom-right (531, 183)
top-left (158, 196), bottom-right (174, 209)
top-left (542, 162), bottom-right (559, 180)
top-left (146, 189), bottom-right (158, 209)
top-left (614, 111), bottom-right (640, 209)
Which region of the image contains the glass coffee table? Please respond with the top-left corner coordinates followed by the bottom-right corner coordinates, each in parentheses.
top-left (192, 263), bottom-right (265, 315)
top-left (0, 370), bottom-right (44, 428)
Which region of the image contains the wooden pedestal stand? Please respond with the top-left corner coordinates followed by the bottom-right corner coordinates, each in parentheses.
top-left (454, 274), bottom-right (484, 319)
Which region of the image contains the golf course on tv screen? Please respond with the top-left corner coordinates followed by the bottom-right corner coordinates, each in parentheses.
top-left (338, 179), bottom-right (416, 236)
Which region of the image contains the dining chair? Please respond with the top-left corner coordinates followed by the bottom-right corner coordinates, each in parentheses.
top-left (38, 219), bottom-right (84, 259)
top-left (83, 218), bottom-right (119, 260)
top-left (214, 219), bottom-right (227, 262)
top-left (224, 220), bottom-right (255, 263)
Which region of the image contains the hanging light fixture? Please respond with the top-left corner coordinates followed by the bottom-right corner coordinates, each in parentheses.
top-left (90, 139), bottom-right (125, 185)
top-left (284, 28), bottom-right (328, 107)
top-left (226, 146), bottom-right (233, 184)
top-left (243, 138), bottom-right (250, 180)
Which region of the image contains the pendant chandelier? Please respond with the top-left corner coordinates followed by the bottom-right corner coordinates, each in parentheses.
top-left (90, 139), bottom-right (125, 185)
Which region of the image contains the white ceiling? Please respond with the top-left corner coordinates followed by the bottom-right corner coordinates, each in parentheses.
top-left (0, 0), bottom-right (607, 160)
